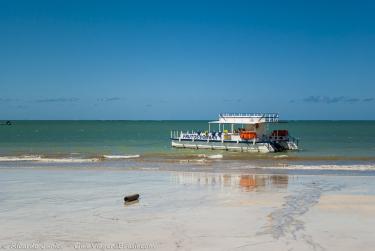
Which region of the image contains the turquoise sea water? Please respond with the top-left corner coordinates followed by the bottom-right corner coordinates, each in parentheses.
top-left (0, 120), bottom-right (374, 163)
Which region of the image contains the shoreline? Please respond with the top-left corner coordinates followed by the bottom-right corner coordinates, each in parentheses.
top-left (1, 157), bottom-right (375, 176)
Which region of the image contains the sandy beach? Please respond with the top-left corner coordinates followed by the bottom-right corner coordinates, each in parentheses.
top-left (1, 166), bottom-right (375, 251)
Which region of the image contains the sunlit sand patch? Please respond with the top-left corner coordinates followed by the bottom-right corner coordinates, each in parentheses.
top-left (317, 195), bottom-right (375, 215)
top-left (227, 198), bottom-right (284, 207)
top-left (258, 164), bottom-right (375, 171)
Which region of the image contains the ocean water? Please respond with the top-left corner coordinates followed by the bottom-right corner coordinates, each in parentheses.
top-left (0, 120), bottom-right (374, 166)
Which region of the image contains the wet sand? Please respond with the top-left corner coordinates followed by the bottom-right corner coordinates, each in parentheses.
top-left (1, 167), bottom-right (375, 250)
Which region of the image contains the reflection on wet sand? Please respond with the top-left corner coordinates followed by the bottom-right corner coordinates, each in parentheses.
top-left (172, 172), bottom-right (289, 191)
top-left (124, 200), bottom-right (140, 207)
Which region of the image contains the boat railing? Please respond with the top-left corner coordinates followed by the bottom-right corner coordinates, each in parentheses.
top-left (171, 130), bottom-right (298, 145)
top-left (171, 131), bottom-right (224, 141)
top-left (171, 130), bottom-right (263, 143)
top-left (219, 113), bottom-right (279, 122)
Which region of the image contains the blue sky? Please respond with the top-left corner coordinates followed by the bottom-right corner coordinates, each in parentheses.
top-left (0, 0), bottom-right (374, 120)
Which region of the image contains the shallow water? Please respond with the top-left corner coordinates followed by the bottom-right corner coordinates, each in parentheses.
top-left (0, 120), bottom-right (374, 169)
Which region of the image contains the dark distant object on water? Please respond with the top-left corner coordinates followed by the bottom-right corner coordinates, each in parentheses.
top-left (1, 121), bottom-right (12, 126)
top-left (124, 194), bottom-right (139, 202)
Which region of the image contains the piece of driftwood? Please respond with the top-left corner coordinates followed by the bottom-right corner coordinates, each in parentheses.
top-left (124, 194), bottom-right (139, 202)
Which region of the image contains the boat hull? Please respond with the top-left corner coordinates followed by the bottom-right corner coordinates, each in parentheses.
top-left (171, 138), bottom-right (298, 153)
top-left (171, 139), bottom-right (275, 153)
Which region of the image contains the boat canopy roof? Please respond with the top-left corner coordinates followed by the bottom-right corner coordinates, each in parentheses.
top-left (209, 113), bottom-right (279, 124)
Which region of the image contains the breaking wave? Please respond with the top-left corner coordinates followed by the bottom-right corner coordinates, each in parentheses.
top-left (0, 154), bottom-right (143, 163)
top-left (0, 155), bottom-right (99, 163)
top-left (103, 154), bottom-right (140, 159)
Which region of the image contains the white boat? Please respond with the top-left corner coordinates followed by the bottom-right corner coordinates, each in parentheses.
top-left (170, 113), bottom-right (299, 153)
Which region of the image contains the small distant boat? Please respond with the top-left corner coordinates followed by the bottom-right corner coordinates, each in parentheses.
top-left (1, 121), bottom-right (12, 126)
top-left (170, 113), bottom-right (299, 153)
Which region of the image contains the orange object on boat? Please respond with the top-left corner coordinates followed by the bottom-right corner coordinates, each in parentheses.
top-left (240, 131), bottom-right (257, 140)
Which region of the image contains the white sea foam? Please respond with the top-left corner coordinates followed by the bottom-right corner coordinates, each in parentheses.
top-left (0, 155), bottom-right (99, 163)
top-left (258, 164), bottom-right (375, 171)
top-left (196, 154), bottom-right (223, 159)
top-left (179, 159), bottom-right (207, 163)
top-left (103, 154), bottom-right (140, 159)
top-left (273, 155), bottom-right (289, 158)
top-left (37, 158), bottom-right (100, 163)
top-left (207, 154), bottom-right (223, 159)
top-left (197, 154), bottom-right (207, 158)
top-left (0, 155), bottom-right (43, 161)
